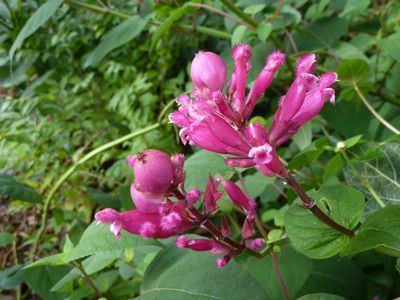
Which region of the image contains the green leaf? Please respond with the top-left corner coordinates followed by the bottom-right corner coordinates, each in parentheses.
top-left (0, 232), bottom-right (18, 247)
top-left (341, 205), bottom-right (400, 256)
top-left (86, 186), bottom-right (122, 209)
top-left (10, 0), bottom-right (64, 62)
top-left (343, 142), bottom-right (400, 219)
top-left (184, 150), bottom-right (235, 192)
top-left (334, 134), bottom-right (364, 152)
top-left (231, 25), bottom-right (248, 45)
top-left (0, 174), bottom-right (42, 204)
top-left (296, 257), bottom-right (366, 300)
top-left (288, 138), bottom-right (328, 169)
top-left (340, 84), bottom-right (372, 107)
top-left (336, 59), bottom-right (370, 86)
top-left (284, 185), bottom-right (364, 259)
top-left (24, 254), bottom-right (65, 269)
top-left (63, 222), bottom-right (164, 262)
top-left (0, 264), bottom-right (25, 290)
top-left (243, 171), bottom-right (276, 198)
top-left (257, 23), bottom-right (272, 42)
top-left (120, 185), bottom-right (136, 211)
top-left (292, 122), bottom-right (313, 151)
top-left (290, 17), bottom-right (349, 52)
top-left (139, 241), bottom-right (268, 299)
top-left (246, 246), bottom-right (313, 299)
top-left (297, 293), bottom-right (347, 300)
top-left (324, 154), bottom-right (342, 179)
top-left (84, 16), bottom-right (148, 68)
top-left (25, 265), bottom-right (70, 300)
top-left (150, 5), bottom-right (190, 50)
top-left (377, 32), bottom-right (400, 63)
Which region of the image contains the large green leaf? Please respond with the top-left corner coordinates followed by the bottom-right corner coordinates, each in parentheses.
top-left (0, 174), bottom-right (42, 203)
top-left (184, 150), bottom-right (235, 192)
top-left (288, 138), bottom-right (328, 169)
top-left (290, 17), bottom-right (349, 52)
top-left (336, 59), bottom-right (370, 86)
top-left (10, 0), bottom-right (64, 61)
top-left (63, 222), bottom-right (164, 262)
top-left (341, 205), bottom-right (400, 256)
top-left (243, 171), bottom-right (276, 198)
top-left (83, 16), bottom-right (148, 68)
top-left (284, 185), bottom-right (364, 259)
top-left (343, 142), bottom-right (400, 219)
top-left (246, 246), bottom-right (313, 299)
top-left (296, 257), bottom-right (366, 300)
top-left (139, 241), bottom-right (268, 299)
top-left (377, 32), bottom-right (400, 64)
top-left (25, 265), bottom-right (70, 300)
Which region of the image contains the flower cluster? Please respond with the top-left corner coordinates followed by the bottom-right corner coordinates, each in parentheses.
top-left (96, 149), bottom-right (263, 267)
top-left (169, 44), bottom-right (337, 178)
top-left (95, 44), bottom-right (338, 267)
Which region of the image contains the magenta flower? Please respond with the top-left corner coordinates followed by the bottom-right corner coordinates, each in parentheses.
top-left (191, 51), bottom-right (227, 92)
top-left (95, 208), bottom-right (193, 240)
top-left (219, 176), bottom-right (256, 214)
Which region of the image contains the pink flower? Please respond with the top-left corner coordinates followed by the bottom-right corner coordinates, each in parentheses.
top-left (128, 149), bottom-right (174, 194)
top-left (191, 51), bottom-right (227, 91)
top-left (219, 176), bottom-right (256, 213)
top-left (95, 208), bottom-right (193, 240)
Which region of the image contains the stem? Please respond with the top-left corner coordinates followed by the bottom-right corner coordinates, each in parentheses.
top-left (340, 150), bottom-right (386, 208)
top-left (270, 0), bottom-right (285, 24)
top-left (65, 0), bottom-right (232, 40)
top-left (354, 84), bottom-right (400, 135)
top-left (271, 252), bottom-right (290, 300)
top-left (32, 123), bottom-right (160, 255)
top-left (188, 3), bottom-right (256, 30)
top-left (377, 60), bottom-right (397, 94)
top-left (286, 174), bottom-right (354, 237)
top-left (78, 259), bottom-right (103, 298)
top-left (219, 0), bottom-right (258, 28)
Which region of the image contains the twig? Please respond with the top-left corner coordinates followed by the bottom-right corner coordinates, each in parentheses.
top-left (78, 259), bottom-right (103, 298)
top-left (270, 0), bottom-right (285, 24)
top-left (271, 252), bottom-right (291, 300)
top-left (76, 126), bottom-right (110, 163)
top-left (354, 84), bottom-right (400, 135)
top-left (272, 182), bottom-right (287, 199)
top-left (188, 3), bottom-right (256, 30)
top-left (284, 29), bottom-right (299, 57)
top-left (377, 60), bottom-right (397, 94)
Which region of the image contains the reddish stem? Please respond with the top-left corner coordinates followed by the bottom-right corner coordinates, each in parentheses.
top-left (271, 252), bottom-right (290, 300)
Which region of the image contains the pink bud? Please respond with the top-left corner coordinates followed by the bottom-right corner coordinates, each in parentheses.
top-left (171, 153), bottom-right (185, 169)
top-left (186, 188), bottom-right (201, 204)
top-left (210, 239), bottom-right (231, 255)
top-left (220, 178), bottom-right (256, 213)
top-left (176, 236), bottom-right (190, 248)
top-left (296, 54), bottom-right (317, 76)
top-left (131, 149), bottom-right (174, 194)
top-left (245, 238), bottom-right (263, 250)
top-left (232, 43), bottom-right (252, 114)
top-left (216, 253), bottom-right (235, 268)
top-left (203, 175), bottom-right (223, 214)
top-left (242, 212), bottom-right (256, 238)
top-left (176, 236), bottom-right (213, 251)
top-left (130, 183), bottom-right (164, 213)
top-left (191, 51), bottom-right (227, 91)
top-left (221, 215), bottom-right (231, 237)
top-left (244, 50), bottom-right (285, 119)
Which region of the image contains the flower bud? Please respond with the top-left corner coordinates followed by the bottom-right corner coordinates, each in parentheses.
top-left (191, 51), bottom-right (227, 91)
top-left (130, 149), bottom-right (174, 194)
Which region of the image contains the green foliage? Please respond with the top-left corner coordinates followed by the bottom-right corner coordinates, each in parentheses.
top-left (0, 174), bottom-right (42, 203)
top-left (139, 241), bottom-right (268, 299)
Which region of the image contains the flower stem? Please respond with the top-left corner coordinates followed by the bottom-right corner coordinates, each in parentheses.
top-left (340, 150), bottom-right (386, 208)
top-left (271, 252), bottom-right (291, 300)
top-left (32, 123), bottom-right (160, 256)
top-left (286, 173), bottom-right (354, 237)
top-left (78, 259), bottom-right (103, 298)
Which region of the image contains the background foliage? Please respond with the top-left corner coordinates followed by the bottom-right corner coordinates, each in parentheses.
top-left (1, 0), bottom-right (400, 299)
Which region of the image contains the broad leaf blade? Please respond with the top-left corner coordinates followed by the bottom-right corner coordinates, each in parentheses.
top-left (284, 185), bottom-right (364, 259)
top-left (341, 205), bottom-right (400, 256)
top-left (84, 16), bottom-right (148, 68)
top-left (336, 59), bottom-right (370, 86)
top-left (343, 142), bottom-right (400, 219)
top-left (0, 174), bottom-right (42, 203)
top-left (63, 222), bottom-right (164, 262)
top-left (139, 241), bottom-right (268, 299)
